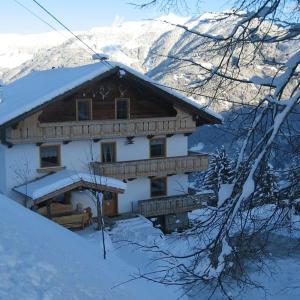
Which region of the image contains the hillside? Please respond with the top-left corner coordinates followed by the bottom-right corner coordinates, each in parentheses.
top-left (0, 14), bottom-right (187, 83)
top-left (0, 194), bottom-right (182, 300)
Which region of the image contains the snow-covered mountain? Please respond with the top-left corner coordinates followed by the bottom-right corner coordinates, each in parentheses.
top-left (0, 14), bottom-right (188, 82)
top-left (1, 12), bottom-right (298, 112)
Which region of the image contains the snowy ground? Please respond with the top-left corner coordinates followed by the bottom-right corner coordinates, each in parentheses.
top-left (0, 195), bottom-right (184, 300)
top-left (2, 194), bottom-right (300, 299)
top-left (79, 214), bottom-right (300, 300)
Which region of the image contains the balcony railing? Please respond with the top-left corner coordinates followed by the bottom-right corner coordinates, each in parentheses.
top-left (92, 154), bottom-right (208, 180)
top-left (138, 194), bottom-right (205, 217)
top-left (6, 116), bottom-right (196, 144)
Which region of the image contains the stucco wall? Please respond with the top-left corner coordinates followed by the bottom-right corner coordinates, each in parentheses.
top-left (2, 134), bottom-right (189, 211)
top-left (118, 174), bottom-right (189, 214)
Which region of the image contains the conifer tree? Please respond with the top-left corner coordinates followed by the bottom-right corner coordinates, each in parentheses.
top-left (202, 147), bottom-right (234, 200)
top-left (253, 163), bottom-right (278, 206)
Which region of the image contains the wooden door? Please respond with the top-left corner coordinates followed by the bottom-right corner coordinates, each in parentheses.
top-left (102, 192), bottom-right (118, 217)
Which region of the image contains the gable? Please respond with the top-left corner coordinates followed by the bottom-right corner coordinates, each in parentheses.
top-left (38, 73), bottom-right (178, 123)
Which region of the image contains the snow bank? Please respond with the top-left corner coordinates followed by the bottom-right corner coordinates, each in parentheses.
top-left (0, 195), bottom-right (180, 300)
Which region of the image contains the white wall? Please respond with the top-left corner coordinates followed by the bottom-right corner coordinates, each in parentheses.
top-left (118, 177), bottom-right (150, 213)
top-left (167, 134), bottom-right (188, 157)
top-left (2, 134), bottom-right (189, 210)
top-left (118, 174), bottom-right (189, 214)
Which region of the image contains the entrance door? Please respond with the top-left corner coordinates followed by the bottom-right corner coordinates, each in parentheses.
top-left (102, 192), bottom-right (118, 217)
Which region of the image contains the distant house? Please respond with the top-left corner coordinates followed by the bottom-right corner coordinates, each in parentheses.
top-left (0, 61), bottom-right (221, 228)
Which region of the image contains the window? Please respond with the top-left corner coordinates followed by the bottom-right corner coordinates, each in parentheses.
top-left (150, 138), bottom-right (166, 158)
top-left (150, 177), bottom-right (167, 197)
top-left (115, 98), bottom-right (129, 119)
top-left (101, 142), bottom-right (116, 163)
top-left (40, 145), bottom-right (61, 168)
top-left (76, 99), bottom-right (92, 121)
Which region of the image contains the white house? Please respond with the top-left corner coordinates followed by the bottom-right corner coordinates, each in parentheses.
top-left (0, 61), bottom-right (221, 225)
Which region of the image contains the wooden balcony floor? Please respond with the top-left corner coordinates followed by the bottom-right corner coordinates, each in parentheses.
top-left (92, 154), bottom-right (208, 180)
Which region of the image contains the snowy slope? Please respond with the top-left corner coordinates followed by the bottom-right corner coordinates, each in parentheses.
top-left (81, 214), bottom-right (300, 300)
top-left (0, 14), bottom-right (187, 83)
top-left (0, 194), bottom-right (182, 300)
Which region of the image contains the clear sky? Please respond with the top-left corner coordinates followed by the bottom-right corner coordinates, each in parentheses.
top-left (1, 0), bottom-right (230, 34)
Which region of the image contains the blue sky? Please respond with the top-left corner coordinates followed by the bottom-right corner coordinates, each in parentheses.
top-left (1, 0), bottom-right (229, 34)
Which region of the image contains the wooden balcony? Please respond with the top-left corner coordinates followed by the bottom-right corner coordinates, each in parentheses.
top-left (92, 154), bottom-right (208, 180)
top-left (6, 116), bottom-right (196, 144)
top-left (138, 194), bottom-right (205, 217)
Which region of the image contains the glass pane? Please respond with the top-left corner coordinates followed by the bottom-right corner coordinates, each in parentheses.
top-left (102, 143), bottom-right (115, 163)
top-left (40, 146), bottom-right (59, 168)
top-left (77, 100), bottom-right (91, 121)
top-left (150, 139), bottom-right (165, 157)
top-left (116, 100), bottom-right (128, 119)
top-left (151, 178), bottom-right (167, 197)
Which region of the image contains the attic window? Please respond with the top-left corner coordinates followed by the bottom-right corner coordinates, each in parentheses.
top-left (76, 99), bottom-right (92, 121)
top-left (115, 98), bottom-right (129, 119)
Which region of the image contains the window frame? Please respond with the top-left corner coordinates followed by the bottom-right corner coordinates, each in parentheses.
top-left (39, 144), bottom-right (61, 169)
top-left (76, 98), bottom-right (92, 121)
top-left (149, 137), bottom-right (166, 158)
top-left (150, 177), bottom-right (167, 198)
top-left (115, 98), bottom-right (130, 120)
top-left (101, 142), bottom-right (117, 163)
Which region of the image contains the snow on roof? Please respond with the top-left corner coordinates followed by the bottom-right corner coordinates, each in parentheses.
top-left (0, 61), bottom-right (221, 126)
top-left (14, 170), bottom-right (126, 201)
top-left (0, 62), bottom-right (113, 126)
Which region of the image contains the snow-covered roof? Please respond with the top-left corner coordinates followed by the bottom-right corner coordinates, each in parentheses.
top-left (14, 170), bottom-right (126, 201)
top-left (0, 61), bottom-right (222, 126)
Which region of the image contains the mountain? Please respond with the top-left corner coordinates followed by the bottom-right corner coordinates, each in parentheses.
top-left (2, 12), bottom-right (297, 113)
top-left (0, 14), bottom-right (188, 83)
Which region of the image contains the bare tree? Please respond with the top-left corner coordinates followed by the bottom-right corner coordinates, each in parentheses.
top-left (128, 0), bottom-right (300, 298)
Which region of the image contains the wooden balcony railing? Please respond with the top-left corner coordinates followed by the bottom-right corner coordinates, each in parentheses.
top-left (92, 154), bottom-right (208, 180)
top-left (138, 194), bottom-right (205, 217)
top-left (6, 116), bottom-right (196, 144)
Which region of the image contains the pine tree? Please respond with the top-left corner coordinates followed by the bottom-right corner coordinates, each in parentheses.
top-left (202, 147), bottom-right (234, 201)
top-left (252, 163), bottom-right (278, 206)
top-left (287, 162), bottom-right (300, 201)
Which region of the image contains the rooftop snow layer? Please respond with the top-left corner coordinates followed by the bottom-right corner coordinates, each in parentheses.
top-left (0, 62), bottom-right (113, 126)
top-left (0, 61), bottom-right (222, 126)
top-left (14, 169), bottom-right (126, 200)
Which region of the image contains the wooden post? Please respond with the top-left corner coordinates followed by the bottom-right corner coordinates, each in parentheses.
top-left (47, 199), bottom-right (52, 219)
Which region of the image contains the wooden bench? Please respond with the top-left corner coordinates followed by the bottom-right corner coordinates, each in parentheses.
top-left (37, 203), bottom-right (92, 230)
top-left (37, 203), bottom-right (73, 216)
top-left (52, 210), bottom-right (91, 229)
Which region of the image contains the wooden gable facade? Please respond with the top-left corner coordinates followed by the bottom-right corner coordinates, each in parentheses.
top-left (38, 73), bottom-right (177, 123)
top-left (3, 68), bottom-right (220, 145)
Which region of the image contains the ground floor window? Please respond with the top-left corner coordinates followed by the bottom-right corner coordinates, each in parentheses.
top-left (150, 177), bottom-right (167, 197)
top-left (101, 142), bottom-right (116, 163)
top-left (40, 145), bottom-right (61, 168)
